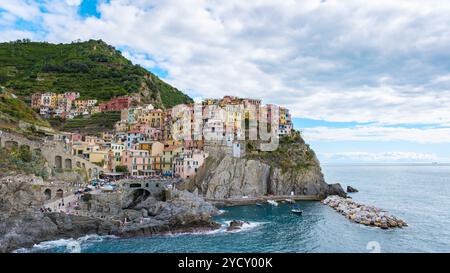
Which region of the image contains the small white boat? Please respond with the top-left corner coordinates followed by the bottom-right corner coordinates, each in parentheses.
top-left (291, 208), bottom-right (303, 215)
top-left (285, 198), bottom-right (295, 204)
top-left (267, 200), bottom-right (278, 206)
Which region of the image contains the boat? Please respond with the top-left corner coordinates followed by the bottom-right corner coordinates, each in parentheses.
top-left (256, 202), bottom-right (264, 207)
top-left (291, 205), bottom-right (303, 215)
top-left (267, 200), bottom-right (278, 206)
top-left (285, 198), bottom-right (295, 204)
top-left (291, 208), bottom-right (303, 215)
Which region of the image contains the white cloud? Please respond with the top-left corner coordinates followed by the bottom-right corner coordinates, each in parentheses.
top-left (321, 151), bottom-right (444, 163)
top-left (2, 0), bottom-right (450, 128)
top-left (302, 126), bottom-right (450, 144)
top-left (0, 0), bottom-right (41, 21)
top-left (65, 0), bottom-right (82, 7)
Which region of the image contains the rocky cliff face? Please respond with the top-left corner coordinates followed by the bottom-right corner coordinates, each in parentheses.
top-left (189, 132), bottom-right (346, 199)
top-left (81, 190), bottom-right (219, 237)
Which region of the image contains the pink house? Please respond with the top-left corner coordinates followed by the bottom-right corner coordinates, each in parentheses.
top-left (99, 96), bottom-right (132, 112)
top-left (174, 150), bottom-right (208, 179)
top-left (70, 133), bottom-right (82, 142)
top-left (121, 149), bottom-right (151, 176)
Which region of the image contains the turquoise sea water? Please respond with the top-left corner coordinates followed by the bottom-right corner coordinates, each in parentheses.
top-left (22, 165), bottom-right (450, 253)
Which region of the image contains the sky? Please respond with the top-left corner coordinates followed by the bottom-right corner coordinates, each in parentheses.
top-left (1, 0), bottom-right (450, 164)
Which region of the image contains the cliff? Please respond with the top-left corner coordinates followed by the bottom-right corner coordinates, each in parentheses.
top-left (188, 131), bottom-right (346, 199)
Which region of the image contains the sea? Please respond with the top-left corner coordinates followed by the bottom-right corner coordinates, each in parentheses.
top-left (17, 164), bottom-right (450, 253)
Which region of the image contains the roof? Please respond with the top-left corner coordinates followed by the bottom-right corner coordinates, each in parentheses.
top-left (163, 145), bottom-right (181, 151)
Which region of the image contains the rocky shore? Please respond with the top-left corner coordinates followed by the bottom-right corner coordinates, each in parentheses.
top-left (322, 195), bottom-right (407, 229)
top-left (0, 174), bottom-right (220, 253)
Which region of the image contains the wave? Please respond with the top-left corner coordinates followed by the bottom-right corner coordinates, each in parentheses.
top-left (222, 221), bottom-right (267, 233)
top-left (14, 234), bottom-right (117, 253)
top-left (159, 220), bottom-right (267, 237)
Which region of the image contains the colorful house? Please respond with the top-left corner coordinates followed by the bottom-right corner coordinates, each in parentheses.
top-left (121, 149), bottom-right (151, 176)
top-left (174, 150), bottom-right (208, 179)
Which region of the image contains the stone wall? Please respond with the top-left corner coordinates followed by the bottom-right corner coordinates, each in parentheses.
top-left (0, 130), bottom-right (100, 179)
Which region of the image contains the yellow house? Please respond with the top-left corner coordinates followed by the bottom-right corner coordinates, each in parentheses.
top-left (150, 156), bottom-right (162, 171)
top-left (49, 93), bottom-right (57, 108)
top-left (88, 150), bottom-right (109, 166)
top-left (136, 141), bottom-right (153, 152)
top-left (152, 110), bottom-right (164, 128)
top-left (279, 107), bottom-right (287, 125)
top-left (161, 146), bottom-right (184, 173)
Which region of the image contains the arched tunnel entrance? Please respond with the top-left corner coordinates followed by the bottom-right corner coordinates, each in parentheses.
top-left (55, 156), bottom-right (62, 169)
top-left (44, 188), bottom-right (52, 200)
top-left (56, 189), bottom-right (63, 198)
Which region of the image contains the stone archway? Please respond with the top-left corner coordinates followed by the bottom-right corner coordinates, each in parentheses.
top-left (88, 168), bottom-right (92, 178)
top-left (44, 188), bottom-right (52, 200)
top-left (55, 155), bottom-right (62, 169)
top-left (56, 189), bottom-right (63, 198)
top-left (64, 158), bottom-right (72, 169)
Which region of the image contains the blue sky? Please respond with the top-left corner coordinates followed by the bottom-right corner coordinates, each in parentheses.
top-left (1, 0), bottom-right (450, 163)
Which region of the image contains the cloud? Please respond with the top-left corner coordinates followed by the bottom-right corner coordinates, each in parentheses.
top-left (1, 0), bottom-right (450, 128)
top-left (65, 0), bottom-right (83, 7)
top-left (302, 126), bottom-right (450, 144)
top-left (321, 151), bottom-right (444, 163)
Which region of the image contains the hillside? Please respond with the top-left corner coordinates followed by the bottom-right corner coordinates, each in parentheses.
top-left (49, 111), bottom-right (121, 134)
top-left (0, 90), bottom-right (50, 132)
top-left (0, 39), bottom-right (192, 108)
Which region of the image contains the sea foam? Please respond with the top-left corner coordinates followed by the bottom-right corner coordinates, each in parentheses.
top-left (14, 234), bottom-right (117, 253)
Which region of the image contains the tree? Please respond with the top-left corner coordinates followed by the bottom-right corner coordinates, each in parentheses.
top-left (115, 165), bottom-right (128, 173)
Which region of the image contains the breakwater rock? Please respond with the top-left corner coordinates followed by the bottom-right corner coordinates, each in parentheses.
top-left (322, 195), bottom-right (407, 229)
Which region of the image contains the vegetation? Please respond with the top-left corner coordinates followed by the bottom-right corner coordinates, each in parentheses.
top-left (0, 92), bottom-right (50, 128)
top-left (245, 130), bottom-right (317, 174)
top-left (0, 145), bottom-right (49, 179)
top-left (115, 165), bottom-right (128, 173)
top-left (50, 111), bottom-right (121, 134)
top-left (0, 39), bottom-right (193, 108)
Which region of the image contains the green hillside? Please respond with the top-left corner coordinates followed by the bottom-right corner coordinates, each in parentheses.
top-left (0, 91), bottom-right (50, 129)
top-left (49, 111), bottom-right (121, 134)
top-left (0, 39), bottom-right (192, 107)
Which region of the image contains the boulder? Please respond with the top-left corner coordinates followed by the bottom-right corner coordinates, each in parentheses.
top-left (347, 186), bottom-right (359, 193)
top-left (227, 220), bottom-right (249, 231)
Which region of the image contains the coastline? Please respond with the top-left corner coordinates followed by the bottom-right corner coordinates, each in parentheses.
top-left (206, 195), bottom-right (320, 207)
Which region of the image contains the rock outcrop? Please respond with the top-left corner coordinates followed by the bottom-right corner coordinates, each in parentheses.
top-left (0, 174), bottom-right (220, 252)
top-left (227, 220), bottom-right (249, 231)
top-left (82, 190), bottom-right (220, 237)
top-left (347, 186), bottom-right (359, 193)
top-left (188, 133), bottom-right (346, 200)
